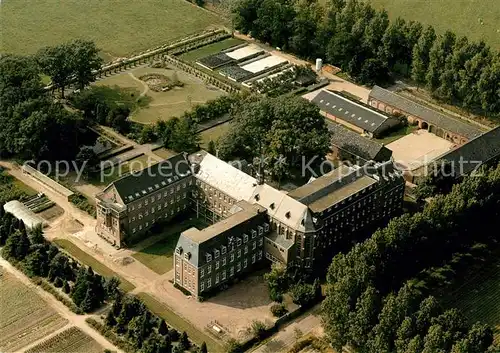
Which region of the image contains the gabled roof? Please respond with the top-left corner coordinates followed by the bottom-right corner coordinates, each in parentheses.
top-left (312, 90), bottom-right (393, 133)
top-left (369, 86), bottom-right (482, 139)
top-left (110, 153), bottom-right (191, 205)
top-left (327, 121), bottom-right (392, 162)
top-left (190, 151), bottom-right (258, 201)
top-left (438, 126), bottom-right (500, 176)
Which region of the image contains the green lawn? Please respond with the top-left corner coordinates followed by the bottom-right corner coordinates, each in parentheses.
top-left (53, 239), bottom-right (136, 292)
top-left (132, 218), bottom-right (208, 274)
top-left (179, 37), bottom-right (244, 62)
top-left (95, 66), bottom-right (225, 124)
top-left (1, 0), bottom-right (227, 61)
top-left (137, 292), bottom-right (224, 353)
top-left (152, 147), bottom-right (177, 160)
top-left (200, 122), bottom-right (231, 148)
top-left (367, 0), bottom-right (500, 49)
top-left (12, 179), bottom-right (38, 196)
top-left (376, 125), bottom-right (419, 145)
top-left (443, 261), bottom-right (500, 344)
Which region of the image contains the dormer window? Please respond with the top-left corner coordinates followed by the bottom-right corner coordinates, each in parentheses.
top-left (270, 202), bottom-right (275, 210)
top-left (285, 211), bottom-right (291, 218)
top-left (251, 230), bottom-right (257, 239)
top-left (184, 252), bottom-right (191, 260)
top-left (254, 194), bottom-right (260, 201)
top-left (258, 226), bottom-right (263, 235)
top-left (243, 234), bottom-right (248, 242)
top-left (206, 253), bottom-right (212, 262)
top-left (214, 249), bottom-right (220, 259)
top-left (176, 246), bottom-right (183, 255)
top-left (264, 223), bottom-right (269, 232)
top-left (221, 245), bottom-right (227, 254)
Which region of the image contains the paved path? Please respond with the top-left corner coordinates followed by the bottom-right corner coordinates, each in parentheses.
top-left (0, 257), bottom-right (123, 353)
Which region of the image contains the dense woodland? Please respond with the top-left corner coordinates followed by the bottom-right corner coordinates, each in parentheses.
top-left (233, 0), bottom-right (500, 117)
top-left (0, 40), bottom-right (102, 162)
top-left (321, 163), bottom-right (500, 353)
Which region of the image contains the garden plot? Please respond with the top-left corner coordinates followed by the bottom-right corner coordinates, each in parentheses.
top-left (26, 326), bottom-right (104, 353)
top-left (95, 66), bottom-right (225, 124)
top-left (0, 269), bottom-right (68, 352)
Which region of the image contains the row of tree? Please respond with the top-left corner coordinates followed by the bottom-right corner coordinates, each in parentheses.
top-left (233, 0), bottom-right (500, 116)
top-left (0, 207), bottom-right (118, 312)
top-left (321, 163), bottom-right (500, 353)
top-left (104, 293), bottom-right (206, 353)
top-left (0, 205), bottom-right (205, 352)
top-left (37, 39), bottom-right (102, 97)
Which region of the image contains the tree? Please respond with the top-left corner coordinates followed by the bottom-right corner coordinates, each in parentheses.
top-left (158, 319), bottom-right (169, 336)
top-left (104, 276), bottom-right (121, 300)
top-left (199, 341), bottom-right (208, 353)
top-left (37, 43), bottom-right (73, 98)
top-left (76, 146), bottom-right (100, 173)
top-left (179, 331), bottom-right (190, 351)
top-left (264, 263), bottom-right (288, 302)
top-left (24, 246), bottom-right (49, 277)
top-left (0, 55), bottom-right (43, 108)
top-left (63, 280), bottom-right (71, 294)
top-left (105, 308), bottom-right (117, 327)
top-left (426, 31), bottom-right (456, 92)
top-left (411, 26), bottom-right (437, 86)
top-left (347, 286), bottom-right (381, 349)
top-left (69, 39), bottom-right (103, 90)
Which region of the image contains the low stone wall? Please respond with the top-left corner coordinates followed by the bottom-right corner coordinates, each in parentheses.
top-left (22, 164), bottom-right (74, 199)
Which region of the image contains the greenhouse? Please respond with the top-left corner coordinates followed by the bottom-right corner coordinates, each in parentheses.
top-left (3, 200), bottom-right (46, 229)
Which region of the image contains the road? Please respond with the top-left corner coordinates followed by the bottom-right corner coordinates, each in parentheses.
top-left (0, 257), bottom-right (123, 353)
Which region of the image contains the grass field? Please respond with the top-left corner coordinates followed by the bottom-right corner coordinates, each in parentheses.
top-left (96, 66), bottom-right (225, 124)
top-left (153, 147), bottom-right (177, 160)
top-left (367, 0), bottom-right (500, 48)
top-left (375, 125), bottom-right (419, 145)
top-left (178, 37), bottom-right (244, 62)
top-left (137, 292), bottom-right (224, 353)
top-left (0, 269), bottom-right (68, 352)
top-left (132, 218), bottom-right (208, 274)
top-left (26, 326), bottom-right (103, 353)
top-left (1, 0), bottom-right (227, 61)
top-left (53, 239), bottom-right (136, 292)
top-left (200, 122), bottom-right (231, 148)
top-left (444, 261), bottom-right (500, 344)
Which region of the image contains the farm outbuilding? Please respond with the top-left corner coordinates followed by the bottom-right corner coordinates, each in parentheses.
top-left (3, 200), bottom-right (46, 230)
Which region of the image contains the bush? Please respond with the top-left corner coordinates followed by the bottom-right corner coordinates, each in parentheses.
top-left (35, 278), bottom-right (83, 314)
top-left (69, 192), bottom-right (96, 218)
top-left (53, 276), bottom-right (63, 287)
top-left (251, 320), bottom-right (268, 340)
top-left (86, 318), bottom-right (135, 353)
top-left (270, 303), bottom-right (288, 317)
top-left (226, 338), bottom-right (244, 353)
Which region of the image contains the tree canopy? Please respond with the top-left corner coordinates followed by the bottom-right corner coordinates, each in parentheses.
top-left (233, 0), bottom-right (500, 117)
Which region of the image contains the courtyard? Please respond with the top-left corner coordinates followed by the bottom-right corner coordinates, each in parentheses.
top-left (387, 129), bottom-right (455, 171)
top-left (95, 65), bottom-right (225, 124)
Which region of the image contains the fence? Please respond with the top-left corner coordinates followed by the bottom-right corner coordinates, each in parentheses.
top-left (45, 29), bottom-right (231, 92)
top-left (22, 165), bottom-right (74, 199)
top-left (163, 55), bottom-right (241, 94)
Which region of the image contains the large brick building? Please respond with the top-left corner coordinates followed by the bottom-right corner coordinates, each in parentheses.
top-left (368, 86), bottom-right (482, 144)
top-left (97, 151), bottom-right (404, 296)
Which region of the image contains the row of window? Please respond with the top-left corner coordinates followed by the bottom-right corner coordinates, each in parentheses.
top-left (200, 241), bottom-right (263, 277)
top-left (199, 251), bottom-right (263, 292)
top-left (131, 204), bottom-right (187, 233)
top-left (204, 224), bottom-right (268, 262)
top-left (129, 180), bottom-right (192, 211)
top-left (129, 194), bottom-right (187, 223)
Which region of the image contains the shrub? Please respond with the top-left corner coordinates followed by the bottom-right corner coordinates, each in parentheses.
top-left (86, 318), bottom-right (135, 353)
top-left (250, 320), bottom-right (267, 340)
top-left (270, 303), bottom-right (288, 317)
top-left (226, 338), bottom-right (244, 353)
top-left (53, 276), bottom-right (63, 287)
